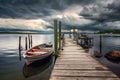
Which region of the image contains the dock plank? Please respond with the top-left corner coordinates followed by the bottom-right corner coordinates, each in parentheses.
top-left (51, 70), bottom-right (117, 77)
top-left (54, 64), bottom-right (108, 70)
top-left (50, 77), bottom-right (120, 80)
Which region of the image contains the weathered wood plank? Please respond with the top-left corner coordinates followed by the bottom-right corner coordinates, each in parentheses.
top-left (57, 57), bottom-right (95, 60)
top-left (61, 50), bottom-right (85, 52)
top-left (61, 55), bottom-right (90, 58)
top-left (50, 77), bottom-right (120, 80)
top-left (56, 59), bottom-right (98, 62)
top-left (60, 52), bottom-right (89, 54)
top-left (54, 64), bottom-right (108, 70)
top-left (56, 58), bottom-right (102, 64)
top-left (55, 61), bottom-right (103, 65)
top-left (51, 70), bottom-right (117, 77)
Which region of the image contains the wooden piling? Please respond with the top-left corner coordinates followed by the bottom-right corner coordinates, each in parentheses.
top-left (54, 20), bottom-right (58, 56)
top-left (62, 34), bottom-right (65, 47)
top-left (19, 36), bottom-right (21, 61)
top-left (69, 30), bottom-right (71, 38)
top-left (19, 36), bottom-right (21, 50)
top-left (59, 21), bottom-right (61, 49)
top-left (99, 35), bottom-right (102, 54)
top-left (76, 33), bottom-right (79, 44)
top-left (31, 35), bottom-right (33, 47)
top-left (25, 37), bottom-right (28, 50)
top-left (91, 38), bottom-right (94, 46)
top-left (28, 34), bottom-right (31, 49)
top-left (73, 27), bottom-right (75, 40)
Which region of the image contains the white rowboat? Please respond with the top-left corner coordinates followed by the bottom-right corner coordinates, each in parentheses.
top-left (23, 43), bottom-right (53, 65)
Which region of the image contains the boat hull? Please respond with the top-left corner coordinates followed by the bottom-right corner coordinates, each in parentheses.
top-left (23, 43), bottom-right (53, 65)
top-left (24, 51), bottom-right (53, 65)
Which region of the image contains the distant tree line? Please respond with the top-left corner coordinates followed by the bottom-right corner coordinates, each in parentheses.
top-left (98, 29), bottom-right (120, 34)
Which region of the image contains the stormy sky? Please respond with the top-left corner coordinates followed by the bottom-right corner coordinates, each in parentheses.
top-left (0, 0), bottom-right (120, 32)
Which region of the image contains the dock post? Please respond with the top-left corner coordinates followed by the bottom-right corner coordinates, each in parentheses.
top-left (31, 35), bottom-right (33, 47)
top-left (59, 21), bottom-right (61, 50)
top-left (76, 33), bottom-right (79, 45)
top-left (72, 27), bottom-right (74, 40)
top-left (62, 34), bottom-right (65, 47)
top-left (99, 35), bottom-right (102, 54)
top-left (28, 34), bottom-right (31, 49)
top-left (25, 37), bottom-right (28, 50)
top-left (73, 27), bottom-right (75, 40)
top-left (69, 30), bottom-right (71, 38)
top-left (19, 36), bottom-right (21, 61)
top-left (54, 20), bottom-right (58, 56)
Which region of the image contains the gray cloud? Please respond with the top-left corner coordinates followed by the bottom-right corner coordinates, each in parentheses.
top-left (0, 0), bottom-right (120, 32)
top-left (81, 0), bottom-right (120, 22)
top-left (78, 0), bottom-right (120, 31)
top-left (106, 1), bottom-right (120, 21)
top-left (0, 0), bottom-right (96, 18)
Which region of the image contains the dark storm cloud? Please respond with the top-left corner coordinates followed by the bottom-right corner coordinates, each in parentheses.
top-left (63, 0), bottom-right (96, 6)
top-left (0, 0), bottom-right (120, 32)
top-left (0, 0), bottom-right (96, 18)
top-left (77, 0), bottom-right (120, 31)
top-left (0, 0), bottom-right (98, 31)
top-left (80, 0), bottom-right (120, 23)
top-left (0, 0), bottom-right (54, 18)
top-left (106, 1), bottom-right (120, 21)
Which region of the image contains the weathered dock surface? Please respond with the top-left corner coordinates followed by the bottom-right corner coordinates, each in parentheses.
top-left (50, 38), bottom-right (120, 80)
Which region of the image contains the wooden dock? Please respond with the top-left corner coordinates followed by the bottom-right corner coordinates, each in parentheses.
top-left (50, 38), bottom-right (120, 80)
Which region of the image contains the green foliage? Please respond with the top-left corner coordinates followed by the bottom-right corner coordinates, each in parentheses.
top-left (98, 29), bottom-right (120, 34)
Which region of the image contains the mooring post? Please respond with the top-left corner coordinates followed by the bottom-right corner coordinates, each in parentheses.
top-left (59, 21), bottom-right (61, 50)
top-left (62, 34), bottom-right (65, 47)
top-left (75, 31), bottom-right (77, 41)
top-left (76, 33), bottom-right (79, 44)
top-left (92, 38), bottom-right (94, 46)
top-left (19, 36), bottom-right (21, 50)
top-left (28, 34), bottom-right (31, 49)
top-left (99, 35), bottom-right (102, 54)
top-left (54, 20), bottom-right (58, 56)
top-left (19, 36), bottom-right (21, 61)
top-left (31, 35), bottom-right (33, 47)
top-left (25, 37), bottom-right (28, 50)
top-left (69, 30), bottom-right (71, 38)
top-left (72, 27), bottom-right (74, 40)
top-left (73, 27), bottom-right (75, 40)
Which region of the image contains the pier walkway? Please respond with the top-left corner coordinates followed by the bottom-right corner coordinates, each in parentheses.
top-left (50, 38), bottom-right (120, 80)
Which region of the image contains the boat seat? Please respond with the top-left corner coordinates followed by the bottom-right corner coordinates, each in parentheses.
top-left (27, 52), bottom-right (47, 55)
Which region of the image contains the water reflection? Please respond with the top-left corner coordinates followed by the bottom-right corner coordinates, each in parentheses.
top-left (105, 56), bottom-right (120, 64)
top-left (105, 51), bottom-right (120, 64)
top-left (0, 34), bottom-right (55, 80)
top-left (23, 55), bottom-right (54, 78)
top-left (89, 34), bottom-right (120, 76)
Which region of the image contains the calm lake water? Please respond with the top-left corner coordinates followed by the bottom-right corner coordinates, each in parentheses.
top-left (89, 34), bottom-right (120, 77)
top-left (0, 34), bottom-right (55, 80)
top-left (0, 34), bottom-right (120, 80)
